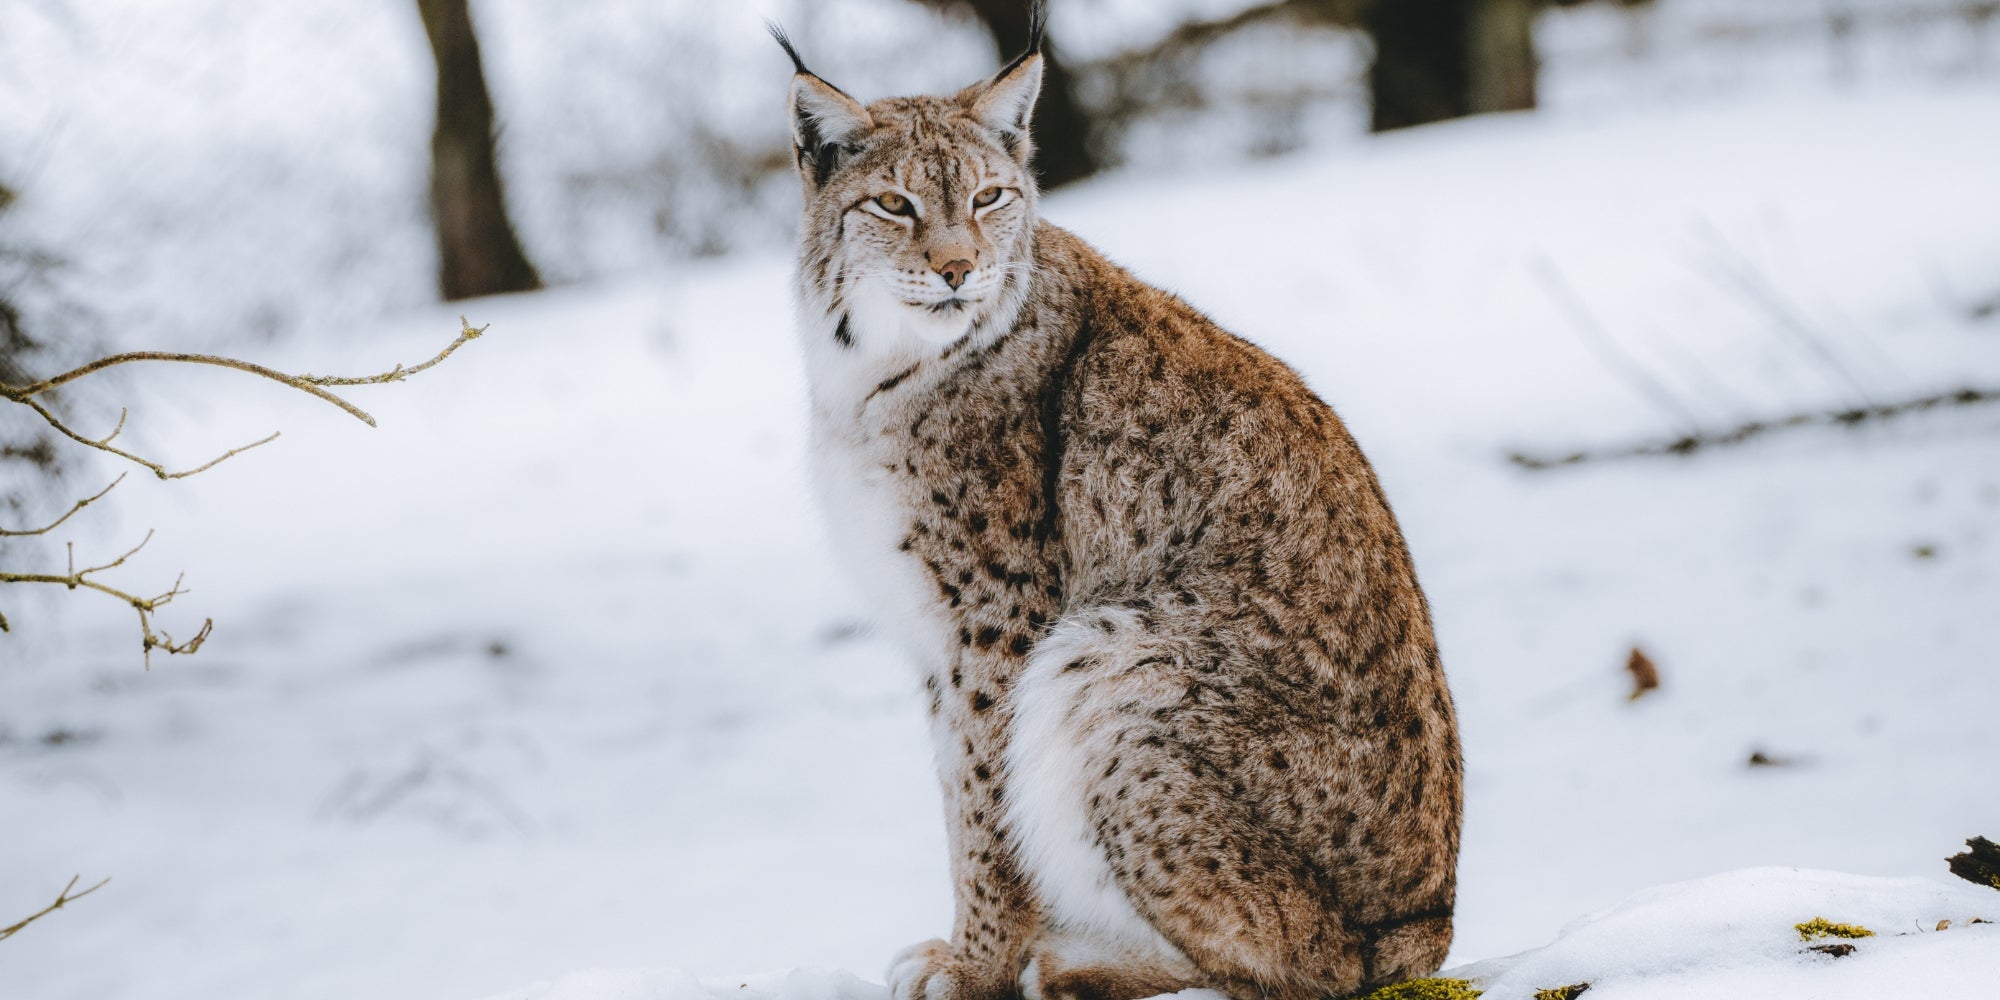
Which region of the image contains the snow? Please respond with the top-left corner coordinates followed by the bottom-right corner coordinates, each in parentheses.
top-left (5, 50), bottom-right (2000, 1000)
top-left (1450, 868), bottom-right (2000, 999)
top-left (476, 871), bottom-right (2000, 1000)
top-left (477, 870), bottom-right (2000, 999)
top-left (485, 969), bottom-right (889, 1000)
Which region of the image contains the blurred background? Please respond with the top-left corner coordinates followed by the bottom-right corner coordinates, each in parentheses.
top-left (6, 0), bottom-right (1997, 355)
top-left (2, 1), bottom-right (1997, 998)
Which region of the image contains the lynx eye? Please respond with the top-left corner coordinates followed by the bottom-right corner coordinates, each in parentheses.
top-left (875, 192), bottom-right (915, 217)
top-left (973, 187), bottom-right (1004, 209)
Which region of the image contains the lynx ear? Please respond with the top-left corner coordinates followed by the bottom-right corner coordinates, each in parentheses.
top-left (969, 53), bottom-right (1042, 165)
top-left (966, 0), bottom-right (1045, 166)
top-left (770, 24), bottom-right (872, 186)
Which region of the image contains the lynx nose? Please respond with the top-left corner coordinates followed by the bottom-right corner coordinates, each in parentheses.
top-left (934, 258), bottom-right (974, 291)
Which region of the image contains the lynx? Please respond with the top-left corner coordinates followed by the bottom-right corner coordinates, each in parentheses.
top-left (774, 8), bottom-right (1462, 1000)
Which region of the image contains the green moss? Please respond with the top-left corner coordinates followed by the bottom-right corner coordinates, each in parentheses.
top-left (1357, 977), bottom-right (1482, 1000)
top-left (1796, 917), bottom-right (1875, 941)
top-left (1534, 984), bottom-right (1591, 1000)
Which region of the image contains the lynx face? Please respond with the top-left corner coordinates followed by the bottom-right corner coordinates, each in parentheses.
top-left (780, 32), bottom-right (1044, 348)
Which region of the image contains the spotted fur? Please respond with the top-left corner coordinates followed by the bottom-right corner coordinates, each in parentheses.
top-left (776, 11), bottom-right (1463, 1000)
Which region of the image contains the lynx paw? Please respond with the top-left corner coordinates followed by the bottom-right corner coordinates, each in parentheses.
top-left (888, 939), bottom-right (1002, 1000)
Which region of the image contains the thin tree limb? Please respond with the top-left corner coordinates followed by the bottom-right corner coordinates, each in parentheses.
top-left (7, 351), bottom-right (375, 424)
top-left (0, 318), bottom-right (483, 663)
top-left (293, 317), bottom-right (485, 386)
top-left (0, 473), bottom-right (124, 537)
top-left (18, 396), bottom-right (281, 481)
top-left (2, 317), bottom-right (488, 424)
top-left (0, 319), bottom-right (484, 479)
top-left (1, 530), bottom-right (213, 667)
top-left (0, 875), bottom-right (109, 943)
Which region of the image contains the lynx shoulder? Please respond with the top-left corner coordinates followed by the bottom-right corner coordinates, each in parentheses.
top-left (774, 10), bottom-right (1462, 1000)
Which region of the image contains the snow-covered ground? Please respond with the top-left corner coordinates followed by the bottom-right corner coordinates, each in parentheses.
top-left (1452, 868), bottom-right (2000, 999)
top-left (480, 869), bottom-right (2000, 1000)
top-left (4, 83), bottom-right (1998, 999)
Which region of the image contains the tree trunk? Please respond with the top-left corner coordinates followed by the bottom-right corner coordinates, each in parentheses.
top-left (1362, 0), bottom-right (1539, 132)
top-left (414, 0), bottom-right (540, 301)
top-left (926, 0), bottom-right (1100, 189)
top-left (1469, 0), bottom-right (1539, 115)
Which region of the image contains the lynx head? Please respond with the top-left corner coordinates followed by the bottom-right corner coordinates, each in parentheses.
top-left (773, 8), bottom-right (1044, 349)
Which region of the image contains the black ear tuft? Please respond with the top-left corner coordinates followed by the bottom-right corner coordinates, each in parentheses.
top-left (768, 21), bottom-right (811, 75)
top-left (779, 32), bottom-right (874, 188)
top-left (996, 0), bottom-right (1047, 81)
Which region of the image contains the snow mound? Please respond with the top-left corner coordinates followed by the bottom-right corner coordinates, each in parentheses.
top-left (483, 871), bottom-right (1998, 1000)
top-left (484, 969), bottom-right (886, 1000)
top-left (1447, 868), bottom-right (2000, 999)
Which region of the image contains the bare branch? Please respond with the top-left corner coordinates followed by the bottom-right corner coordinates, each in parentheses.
top-left (295, 316), bottom-right (486, 386)
top-left (2, 531), bottom-right (213, 668)
top-left (0, 473), bottom-right (125, 537)
top-left (158, 432), bottom-right (282, 479)
top-left (97, 407), bottom-right (128, 445)
top-left (1, 315), bottom-right (489, 411)
top-left (0, 319), bottom-right (485, 480)
top-left (1079, 0), bottom-right (1366, 124)
top-left (17, 395), bottom-right (281, 481)
top-left (0, 319), bottom-right (483, 664)
top-left (0, 875), bottom-right (109, 943)
top-left (0, 315), bottom-right (487, 443)
top-left (5, 351), bottom-right (375, 424)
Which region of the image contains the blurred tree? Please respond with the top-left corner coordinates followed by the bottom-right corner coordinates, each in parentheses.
top-left (1360, 0), bottom-right (1658, 132)
top-left (415, 0), bottom-right (541, 300)
top-left (0, 180), bottom-right (63, 518)
top-left (914, 0), bottom-right (1100, 188)
top-left (1362, 0), bottom-right (1537, 132)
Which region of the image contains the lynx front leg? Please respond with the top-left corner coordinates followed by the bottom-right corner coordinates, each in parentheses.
top-left (890, 662), bottom-right (1042, 1000)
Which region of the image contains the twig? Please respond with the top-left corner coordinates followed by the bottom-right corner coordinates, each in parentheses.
top-left (7, 351), bottom-right (373, 423)
top-left (1508, 386), bottom-right (2000, 470)
top-left (294, 318), bottom-right (485, 386)
top-left (0, 318), bottom-right (482, 663)
top-left (0, 875), bottom-right (109, 943)
top-left (0, 318), bottom-right (486, 479)
top-left (3, 318), bottom-right (484, 419)
top-left (16, 396), bottom-right (282, 481)
top-left (1531, 256), bottom-right (1704, 430)
top-left (1, 530), bottom-right (212, 667)
top-left (0, 473), bottom-right (125, 536)
top-left (1689, 220), bottom-right (1877, 408)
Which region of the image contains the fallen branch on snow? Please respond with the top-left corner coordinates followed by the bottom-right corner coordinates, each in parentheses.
top-left (1506, 386), bottom-right (2000, 470)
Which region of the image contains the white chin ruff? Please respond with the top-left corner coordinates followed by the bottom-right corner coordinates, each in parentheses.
top-left (849, 281), bottom-right (978, 349)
